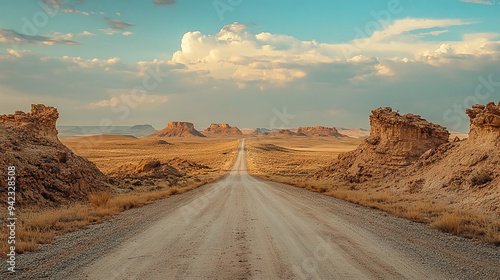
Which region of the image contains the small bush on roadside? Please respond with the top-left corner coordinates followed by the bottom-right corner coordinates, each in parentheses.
top-left (88, 191), bottom-right (111, 207)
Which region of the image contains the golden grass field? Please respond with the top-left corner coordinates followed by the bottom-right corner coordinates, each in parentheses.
top-left (245, 136), bottom-right (500, 245)
top-left (1, 135), bottom-right (241, 255)
top-left (62, 135), bottom-right (241, 177)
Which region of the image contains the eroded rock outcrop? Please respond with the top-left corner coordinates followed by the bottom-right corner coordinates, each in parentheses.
top-left (0, 105), bottom-right (108, 206)
top-left (319, 107), bottom-right (449, 182)
top-left (295, 126), bottom-right (343, 137)
top-left (466, 102), bottom-right (500, 141)
top-left (149, 122), bottom-right (205, 137)
top-left (111, 157), bottom-right (209, 181)
top-left (390, 103), bottom-right (500, 213)
top-left (203, 123), bottom-right (242, 135)
top-left (112, 158), bottom-right (183, 179)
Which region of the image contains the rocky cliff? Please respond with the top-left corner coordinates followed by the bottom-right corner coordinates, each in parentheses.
top-left (0, 105), bottom-right (108, 207)
top-left (390, 103), bottom-right (500, 213)
top-left (203, 123), bottom-right (242, 135)
top-left (319, 107), bottom-right (449, 182)
top-left (149, 122), bottom-right (205, 137)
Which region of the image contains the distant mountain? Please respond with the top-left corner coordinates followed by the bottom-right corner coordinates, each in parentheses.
top-left (121, 125), bottom-right (157, 137)
top-left (58, 124), bottom-right (157, 138)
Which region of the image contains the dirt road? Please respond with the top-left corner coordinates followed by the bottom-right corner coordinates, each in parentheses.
top-left (10, 140), bottom-right (500, 279)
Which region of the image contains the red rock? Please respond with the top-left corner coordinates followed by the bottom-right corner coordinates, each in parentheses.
top-left (149, 122), bottom-right (205, 137)
top-left (203, 123), bottom-right (242, 135)
top-left (295, 126), bottom-right (343, 137)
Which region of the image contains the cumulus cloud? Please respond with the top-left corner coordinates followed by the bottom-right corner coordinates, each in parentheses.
top-left (154, 0), bottom-right (176, 6)
top-left (0, 29), bottom-right (79, 46)
top-left (169, 20), bottom-right (499, 87)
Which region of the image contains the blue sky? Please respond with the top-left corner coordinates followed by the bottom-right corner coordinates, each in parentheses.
top-left (0, 0), bottom-right (499, 132)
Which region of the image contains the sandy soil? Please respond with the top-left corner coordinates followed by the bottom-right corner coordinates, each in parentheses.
top-left (62, 135), bottom-right (240, 176)
top-left (10, 140), bottom-right (499, 279)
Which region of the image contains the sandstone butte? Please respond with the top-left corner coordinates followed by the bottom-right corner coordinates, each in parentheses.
top-left (149, 121), bottom-right (206, 137)
top-left (466, 102), bottom-right (500, 141)
top-left (295, 126), bottom-right (343, 137)
top-left (0, 104), bottom-right (108, 207)
top-left (317, 103), bottom-right (500, 213)
top-left (203, 123), bottom-right (243, 135)
top-left (319, 107), bottom-right (450, 182)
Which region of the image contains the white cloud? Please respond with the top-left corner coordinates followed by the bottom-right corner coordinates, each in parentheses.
top-left (99, 28), bottom-right (119, 35)
top-left (459, 0), bottom-right (495, 5)
top-left (169, 20), bottom-right (499, 86)
top-left (99, 29), bottom-right (134, 36)
top-left (77, 31), bottom-right (96, 37)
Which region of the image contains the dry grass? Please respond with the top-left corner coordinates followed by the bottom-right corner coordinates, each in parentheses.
top-left (0, 178), bottom-right (217, 257)
top-left (246, 138), bottom-right (500, 245)
top-left (88, 191), bottom-right (111, 207)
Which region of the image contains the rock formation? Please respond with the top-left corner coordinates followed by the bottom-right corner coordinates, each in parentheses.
top-left (466, 102), bottom-right (500, 141)
top-left (295, 126), bottom-right (343, 137)
top-left (203, 123), bottom-right (242, 135)
top-left (271, 129), bottom-right (304, 136)
top-left (0, 105), bottom-right (108, 206)
top-left (112, 158), bottom-right (183, 179)
top-left (149, 122), bottom-right (205, 137)
top-left (319, 107), bottom-right (449, 182)
top-left (389, 103), bottom-right (500, 213)
top-left (111, 157), bottom-right (209, 181)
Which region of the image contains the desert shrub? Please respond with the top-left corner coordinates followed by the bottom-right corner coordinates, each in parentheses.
top-left (88, 191), bottom-right (111, 207)
top-left (471, 172), bottom-right (493, 186)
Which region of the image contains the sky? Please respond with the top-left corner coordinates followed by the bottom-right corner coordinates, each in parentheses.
top-left (0, 0), bottom-right (499, 132)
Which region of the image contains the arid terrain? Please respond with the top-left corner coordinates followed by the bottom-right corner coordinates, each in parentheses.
top-left (62, 134), bottom-right (240, 187)
top-left (247, 106), bottom-right (500, 245)
top-left (9, 141), bottom-right (500, 279)
top-left (1, 104), bottom-right (499, 279)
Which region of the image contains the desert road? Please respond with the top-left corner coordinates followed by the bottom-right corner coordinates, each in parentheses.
top-left (10, 140), bottom-right (500, 279)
